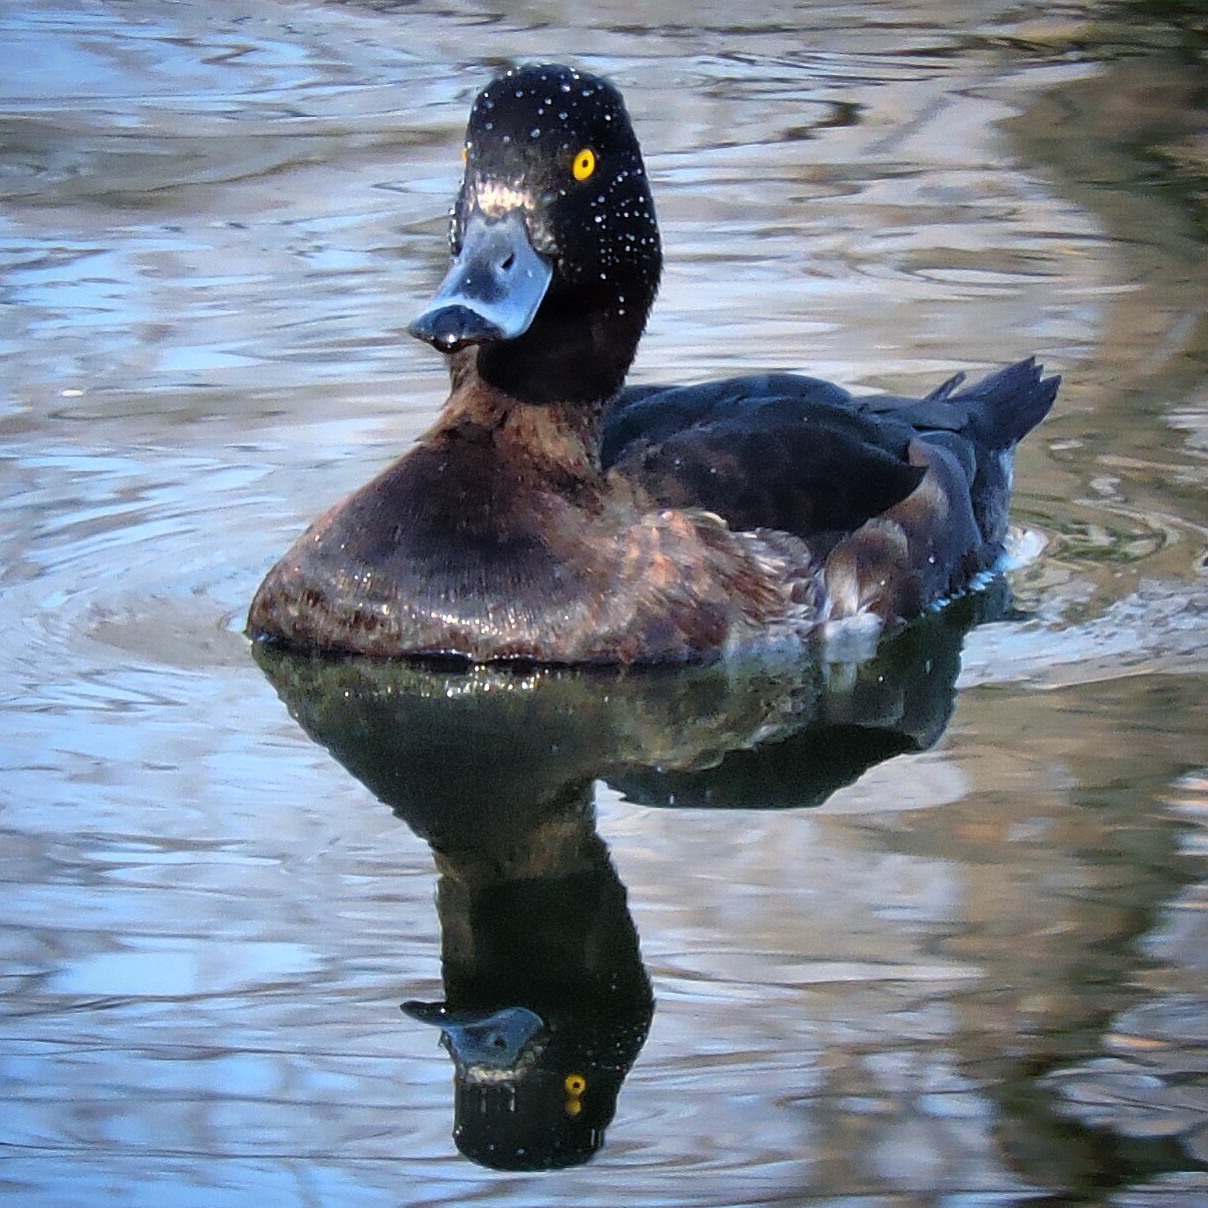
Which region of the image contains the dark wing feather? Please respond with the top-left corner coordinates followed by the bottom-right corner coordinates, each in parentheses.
top-left (604, 359), bottom-right (1059, 549)
top-left (602, 374), bottom-right (854, 464)
top-left (605, 375), bottom-right (923, 542)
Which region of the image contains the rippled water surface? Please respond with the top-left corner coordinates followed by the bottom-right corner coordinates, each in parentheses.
top-left (3, 0), bottom-right (1208, 1203)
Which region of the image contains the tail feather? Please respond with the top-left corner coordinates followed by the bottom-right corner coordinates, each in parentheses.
top-left (950, 356), bottom-right (1060, 450)
top-left (922, 370), bottom-right (967, 402)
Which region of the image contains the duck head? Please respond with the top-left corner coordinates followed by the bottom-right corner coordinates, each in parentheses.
top-left (409, 64), bottom-right (662, 405)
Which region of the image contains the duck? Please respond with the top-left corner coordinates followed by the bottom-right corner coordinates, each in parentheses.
top-left (247, 63), bottom-right (1059, 665)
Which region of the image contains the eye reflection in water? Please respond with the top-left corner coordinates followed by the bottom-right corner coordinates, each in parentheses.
top-left (252, 590), bottom-right (996, 1171)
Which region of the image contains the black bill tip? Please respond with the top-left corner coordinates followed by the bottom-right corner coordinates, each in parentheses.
top-left (407, 304), bottom-right (508, 353)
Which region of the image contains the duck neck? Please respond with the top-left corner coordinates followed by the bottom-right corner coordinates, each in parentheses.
top-left (432, 350), bottom-right (609, 489)
top-left (474, 286), bottom-right (649, 407)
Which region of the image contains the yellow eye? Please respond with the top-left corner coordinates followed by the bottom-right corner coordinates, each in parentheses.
top-left (563, 1072), bottom-right (586, 1116)
top-left (572, 148), bottom-right (596, 182)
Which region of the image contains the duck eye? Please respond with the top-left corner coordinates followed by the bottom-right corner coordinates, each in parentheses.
top-left (572, 148), bottom-right (596, 182)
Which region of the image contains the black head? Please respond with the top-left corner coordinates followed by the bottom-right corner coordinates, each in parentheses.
top-left (409, 64), bottom-right (662, 405)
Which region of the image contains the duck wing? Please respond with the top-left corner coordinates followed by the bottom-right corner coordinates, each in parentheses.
top-left (603, 359), bottom-right (1058, 550)
top-left (604, 374), bottom-right (924, 544)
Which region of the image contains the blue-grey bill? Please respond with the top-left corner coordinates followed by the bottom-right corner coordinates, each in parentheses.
top-left (401, 1001), bottom-right (547, 1071)
top-left (408, 209), bottom-right (553, 353)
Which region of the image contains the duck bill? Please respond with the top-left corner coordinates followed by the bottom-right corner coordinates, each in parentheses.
top-left (408, 209), bottom-right (553, 354)
top-left (402, 1001), bottom-right (547, 1072)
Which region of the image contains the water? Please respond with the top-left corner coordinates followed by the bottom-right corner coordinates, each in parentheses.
top-left (2, 0), bottom-right (1208, 1202)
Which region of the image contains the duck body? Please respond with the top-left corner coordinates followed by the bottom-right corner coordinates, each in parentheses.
top-left (248, 64), bottom-right (1058, 665)
top-left (247, 378), bottom-right (807, 662)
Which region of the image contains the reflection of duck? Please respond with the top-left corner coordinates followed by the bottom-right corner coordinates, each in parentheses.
top-left (255, 598), bottom-right (982, 1167)
top-left (247, 62), bottom-right (1057, 665)
top-left (402, 780), bottom-right (652, 1171)
top-left (257, 652), bottom-right (656, 1171)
